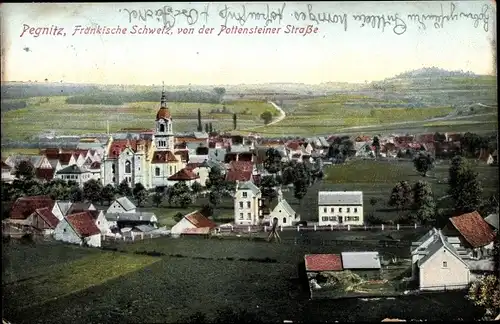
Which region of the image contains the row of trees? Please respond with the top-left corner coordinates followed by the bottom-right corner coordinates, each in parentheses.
top-left (387, 180), bottom-right (436, 224)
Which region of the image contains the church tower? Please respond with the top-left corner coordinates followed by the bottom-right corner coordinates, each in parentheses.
top-left (154, 83), bottom-right (175, 151)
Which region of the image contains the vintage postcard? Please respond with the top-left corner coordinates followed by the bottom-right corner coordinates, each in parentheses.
top-left (1, 1), bottom-right (498, 323)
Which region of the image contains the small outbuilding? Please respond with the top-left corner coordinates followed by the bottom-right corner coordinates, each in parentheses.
top-left (340, 252), bottom-right (381, 280)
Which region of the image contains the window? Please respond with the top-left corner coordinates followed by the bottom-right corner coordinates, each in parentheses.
top-left (125, 161), bottom-right (131, 174)
top-left (239, 202), bottom-right (243, 209)
top-left (242, 192), bottom-right (248, 198)
top-left (169, 166), bottom-right (173, 174)
top-left (155, 167), bottom-right (160, 176)
top-left (279, 210), bottom-right (282, 213)
top-left (330, 208), bottom-right (334, 212)
top-left (97, 221), bottom-right (100, 225)
top-left (353, 216), bottom-right (359, 221)
top-left (247, 213), bottom-right (251, 220)
top-left (354, 208), bottom-right (358, 213)
top-left (112, 177), bottom-right (115, 182)
top-left (347, 208), bottom-right (350, 213)
top-left (112, 164), bottom-right (115, 173)
top-left (442, 261), bottom-right (447, 268)
top-left (159, 124), bottom-right (165, 132)
top-left (247, 202), bottom-right (251, 208)
top-left (283, 217), bottom-right (287, 223)
top-left (323, 208), bottom-right (327, 213)
top-left (329, 216), bottom-right (336, 221)
top-left (239, 213), bottom-right (243, 220)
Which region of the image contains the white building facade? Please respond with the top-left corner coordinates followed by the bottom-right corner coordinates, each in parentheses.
top-left (234, 181), bottom-right (262, 226)
top-left (318, 191), bottom-right (364, 226)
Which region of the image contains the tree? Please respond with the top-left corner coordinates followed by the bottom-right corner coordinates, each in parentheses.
top-left (388, 181), bottom-right (413, 217)
top-left (206, 166), bottom-right (225, 190)
top-left (369, 197), bottom-right (378, 215)
top-left (232, 113), bottom-right (237, 130)
top-left (213, 87), bottom-right (226, 103)
top-left (412, 180), bottom-right (436, 224)
top-left (69, 186), bottom-right (84, 202)
top-left (173, 212), bottom-right (184, 223)
top-left (133, 183), bottom-right (146, 198)
top-left (101, 184), bottom-right (116, 205)
top-left (135, 189), bottom-right (148, 207)
top-left (413, 152), bottom-right (434, 177)
top-left (448, 156), bottom-right (483, 213)
top-left (467, 275), bottom-right (500, 319)
top-left (260, 111), bottom-right (273, 125)
top-left (372, 136), bottom-right (380, 158)
top-left (14, 160), bottom-right (35, 180)
top-left (209, 122), bottom-right (213, 133)
top-left (293, 179), bottom-right (308, 204)
top-left (82, 179), bottom-right (103, 203)
top-left (208, 189), bottom-right (222, 208)
top-left (117, 179), bottom-right (132, 197)
top-left (205, 123), bottom-right (209, 133)
top-left (197, 108), bottom-right (203, 132)
top-left (190, 181), bottom-right (203, 195)
top-left (263, 148), bottom-right (282, 175)
top-left (260, 175), bottom-right (278, 203)
top-left (152, 192), bottom-right (164, 207)
top-left (200, 204), bottom-right (214, 217)
top-left (168, 182), bottom-right (193, 208)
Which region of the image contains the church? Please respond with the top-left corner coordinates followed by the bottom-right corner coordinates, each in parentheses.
top-left (100, 88), bottom-right (189, 189)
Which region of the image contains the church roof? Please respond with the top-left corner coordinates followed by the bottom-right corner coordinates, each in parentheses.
top-left (151, 151), bottom-right (178, 163)
top-left (156, 107), bottom-right (171, 120)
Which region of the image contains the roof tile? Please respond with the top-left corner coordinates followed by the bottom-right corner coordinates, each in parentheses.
top-left (449, 211), bottom-right (496, 248)
top-left (10, 196), bottom-right (55, 220)
top-left (66, 211), bottom-right (101, 237)
top-left (305, 254), bottom-right (343, 271)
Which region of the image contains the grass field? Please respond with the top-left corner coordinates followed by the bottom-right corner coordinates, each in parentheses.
top-left (2, 238), bottom-right (484, 323)
top-left (254, 94), bottom-right (456, 135)
top-left (1, 96), bottom-right (277, 141)
top-left (1, 147), bottom-right (40, 159)
top-left (2, 241), bottom-right (159, 311)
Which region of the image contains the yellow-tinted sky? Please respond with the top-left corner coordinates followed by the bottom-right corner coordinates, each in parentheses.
top-left (0, 1), bottom-right (496, 85)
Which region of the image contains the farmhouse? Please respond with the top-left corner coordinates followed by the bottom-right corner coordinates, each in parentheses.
top-left (107, 197), bottom-right (137, 214)
top-left (441, 211), bottom-right (496, 259)
top-left (170, 210), bottom-right (216, 236)
top-left (340, 252), bottom-right (381, 280)
top-left (25, 207), bottom-right (60, 235)
top-left (318, 191), bottom-right (364, 226)
top-left (53, 211), bottom-right (102, 247)
top-left (234, 180), bottom-right (263, 226)
top-left (105, 212), bottom-right (158, 229)
top-left (414, 230), bottom-right (470, 291)
top-left (167, 167), bottom-right (200, 186)
top-left (267, 188), bottom-right (299, 227)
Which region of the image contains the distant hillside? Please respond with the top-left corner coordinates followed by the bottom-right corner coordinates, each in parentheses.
top-left (392, 67), bottom-right (478, 79)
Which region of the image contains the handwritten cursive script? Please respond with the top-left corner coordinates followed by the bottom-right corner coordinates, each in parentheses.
top-left (120, 4), bottom-right (209, 29)
top-left (117, 2), bottom-right (492, 36)
top-left (218, 3), bottom-right (286, 27)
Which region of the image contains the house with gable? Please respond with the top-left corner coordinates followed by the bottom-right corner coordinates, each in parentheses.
top-left (413, 230), bottom-right (470, 291)
top-left (107, 197), bottom-right (137, 214)
top-left (225, 160), bottom-right (256, 183)
top-left (267, 188), bottom-right (299, 227)
top-left (170, 210), bottom-right (216, 236)
top-left (51, 200), bottom-right (74, 220)
top-left (9, 196), bottom-right (55, 221)
top-left (53, 211), bottom-right (102, 247)
top-left (167, 168), bottom-right (200, 186)
top-left (55, 164), bottom-right (92, 187)
top-left (234, 180), bottom-right (263, 226)
top-left (441, 211), bottom-right (496, 259)
top-left (25, 207), bottom-right (60, 235)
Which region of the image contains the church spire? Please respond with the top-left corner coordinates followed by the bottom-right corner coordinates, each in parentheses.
top-left (160, 81), bottom-right (167, 108)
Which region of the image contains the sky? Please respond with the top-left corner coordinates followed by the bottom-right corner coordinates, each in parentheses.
top-left (0, 1), bottom-right (496, 85)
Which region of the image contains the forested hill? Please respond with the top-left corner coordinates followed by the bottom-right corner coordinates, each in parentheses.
top-left (1, 83), bottom-right (100, 99)
top-left (391, 67), bottom-right (479, 79)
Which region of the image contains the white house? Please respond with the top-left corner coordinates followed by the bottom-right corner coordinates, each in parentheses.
top-left (268, 188), bottom-right (299, 227)
top-left (170, 210), bottom-right (216, 236)
top-left (88, 209), bottom-right (110, 234)
top-left (53, 211), bottom-right (102, 247)
top-left (167, 168), bottom-right (200, 187)
top-left (1, 161), bottom-right (15, 183)
top-left (234, 181), bottom-right (262, 226)
top-left (25, 207), bottom-right (60, 235)
top-left (107, 197), bottom-right (137, 214)
top-left (318, 191), bottom-right (364, 226)
top-left (55, 164), bottom-right (92, 187)
top-left (105, 212), bottom-right (157, 229)
top-left (185, 162), bottom-right (210, 187)
top-left (415, 230), bottom-right (470, 291)
top-left (51, 201), bottom-right (96, 221)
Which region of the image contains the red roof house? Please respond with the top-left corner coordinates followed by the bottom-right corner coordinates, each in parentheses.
top-left (444, 211), bottom-right (496, 248)
top-left (168, 168), bottom-right (199, 181)
top-left (10, 196), bottom-right (55, 220)
top-left (28, 207), bottom-right (60, 232)
top-left (304, 254), bottom-right (343, 272)
top-left (66, 212), bottom-right (102, 237)
top-left (171, 210), bottom-right (217, 236)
